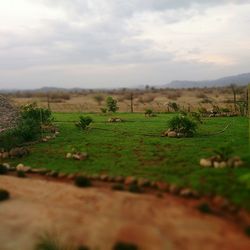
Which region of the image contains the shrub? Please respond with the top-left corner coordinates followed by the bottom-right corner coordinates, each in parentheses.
top-left (128, 184), bottom-right (142, 193)
top-left (17, 170), bottom-right (26, 178)
top-left (100, 107), bottom-right (107, 114)
top-left (0, 189), bottom-right (10, 201)
top-left (74, 176), bottom-right (92, 188)
top-left (0, 165), bottom-right (8, 175)
top-left (168, 115), bottom-right (197, 136)
top-left (144, 109), bottom-right (153, 116)
top-left (197, 203), bottom-right (212, 214)
top-left (168, 102), bottom-right (179, 112)
top-left (112, 184), bottom-right (124, 191)
top-left (213, 145), bottom-right (233, 161)
top-left (93, 95), bottom-right (104, 105)
top-left (106, 96), bottom-right (119, 113)
top-left (75, 116), bottom-right (93, 130)
top-left (113, 242), bottom-right (138, 250)
top-left (21, 103), bottom-right (52, 125)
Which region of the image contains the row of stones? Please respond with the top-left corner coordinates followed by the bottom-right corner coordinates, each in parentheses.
top-left (2, 162), bottom-right (243, 215)
top-left (0, 131), bottom-right (60, 159)
top-left (200, 156), bottom-right (244, 168)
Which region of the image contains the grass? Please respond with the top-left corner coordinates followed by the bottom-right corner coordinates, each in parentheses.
top-left (3, 112), bottom-right (250, 209)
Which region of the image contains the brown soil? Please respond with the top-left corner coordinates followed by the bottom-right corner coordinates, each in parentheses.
top-left (0, 175), bottom-right (249, 250)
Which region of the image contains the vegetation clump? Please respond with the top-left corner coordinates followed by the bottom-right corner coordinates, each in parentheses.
top-left (74, 176), bottom-right (92, 188)
top-left (75, 116), bottom-right (93, 130)
top-left (0, 189), bottom-right (10, 201)
top-left (0, 165), bottom-right (8, 175)
top-left (166, 115), bottom-right (197, 137)
top-left (106, 96), bottom-right (119, 113)
top-left (17, 170), bottom-right (26, 178)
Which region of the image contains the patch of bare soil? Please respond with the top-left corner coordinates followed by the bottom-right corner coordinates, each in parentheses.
top-left (0, 176), bottom-right (249, 250)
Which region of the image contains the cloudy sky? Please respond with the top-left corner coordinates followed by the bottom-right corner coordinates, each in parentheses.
top-left (0, 0), bottom-right (249, 89)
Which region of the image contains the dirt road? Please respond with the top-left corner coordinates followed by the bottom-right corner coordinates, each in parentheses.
top-left (0, 176), bottom-right (249, 250)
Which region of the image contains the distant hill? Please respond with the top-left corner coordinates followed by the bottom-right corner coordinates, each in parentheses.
top-left (165, 73), bottom-right (250, 89)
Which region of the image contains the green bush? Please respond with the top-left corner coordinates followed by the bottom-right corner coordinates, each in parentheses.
top-left (106, 96), bottom-right (119, 113)
top-left (17, 170), bottom-right (26, 178)
top-left (0, 104), bottom-right (53, 150)
top-left (0, 165), bottom-right (8, 175)
top-left (75, 116), bottom-right (93, 130)
top-left (213, 144), bottom-right (233, 161)
top-left (0, 189), bottom-right (10, 201)
top-left (21, 103), bottom-right (52, 125)
top-left (168, 115), bottom-right (197, 136)
top-left (74, 176), bottom-right (92, 188)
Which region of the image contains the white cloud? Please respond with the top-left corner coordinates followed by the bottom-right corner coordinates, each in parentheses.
top-left (0, 0), bottom-right (250, 88)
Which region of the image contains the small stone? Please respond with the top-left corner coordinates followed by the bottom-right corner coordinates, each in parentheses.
top-left (100, 174), bottom-right (109, 181)
top-left (124, 176), bottom-right (137, 185)
top-left (47, 171), bottom-right (58, 177)
top-left (214, 161), bottom-right (227, 168)
top-left (114, 176), bottom-right (124, 183)
top-left (179, 188), bottom-right (193, 198)
top-left (169, 184), bottom-right (180, 195)
top-left (213, 195), bottom-right (230, 209)
top-left (137, 178), bottom-right (150, 187)
top-left (67, 174), bottom-right (76, 180)
top-left (2, 152), bottom-right (9, 159)
top-left (167, 131), bottom-right (177, 138)
top-left (16, 164), bottom-right (31, 173)
top-left (2, 163), bottom-right (10, 170)
top-left (58, 172), bottom-right (67, 178)
top-left (233, 160), bottom-right (244, 168)
top-left (200, 158), bottom-right (213, 167)
top-left (42, 138), bottom-right (48, 142)
top-left (156, 182), bottom-right (169, 191)
top-left (66, 153), bottom-right (72, 159)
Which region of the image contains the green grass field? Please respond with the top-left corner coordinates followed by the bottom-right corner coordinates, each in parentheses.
top-left (7, 113), bottom-right (250, 209)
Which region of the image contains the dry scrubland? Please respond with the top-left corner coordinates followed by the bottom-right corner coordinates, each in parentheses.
top-left (8, 86), bottom-right (248, 113)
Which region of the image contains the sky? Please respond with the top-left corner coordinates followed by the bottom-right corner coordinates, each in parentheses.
top-left (0, 0), bottom-right (250, 89)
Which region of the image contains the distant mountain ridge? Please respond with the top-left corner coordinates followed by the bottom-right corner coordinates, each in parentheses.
top-left (165, 73), bottom-right (250, 88)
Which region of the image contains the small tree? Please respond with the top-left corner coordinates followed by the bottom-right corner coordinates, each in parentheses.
top-left (93, 95), bottom-right (104, 106)
top-left (106, 96), bottom-right (119, 113)
top-left (75, 116), bottom-right (93, 130)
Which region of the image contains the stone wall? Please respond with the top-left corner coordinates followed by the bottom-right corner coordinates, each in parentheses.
top-left (0, 95), bottom-right (19, 132)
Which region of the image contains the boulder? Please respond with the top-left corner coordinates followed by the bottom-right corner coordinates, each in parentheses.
top-left (167, 131), bottom-right (177, 138)
top-left (200, 158), bottom-right (212, 167)
top-left (9, 147), bottom-right (29, 158)
top-left (124, 176), bottom-right (137, 185)
top-left (66, 153), bottom-right (72, 159)
top-left (16, 164), bottom-right (31, 173)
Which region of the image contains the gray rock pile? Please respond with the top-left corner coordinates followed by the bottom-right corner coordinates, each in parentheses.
top-left (0, 95), bottom-right (19, 132)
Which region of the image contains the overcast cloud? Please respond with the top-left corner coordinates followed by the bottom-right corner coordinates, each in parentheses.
top-left (0, 0), bottom-right (250, 89)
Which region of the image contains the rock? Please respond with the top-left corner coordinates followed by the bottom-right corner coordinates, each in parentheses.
top-left (233, 160), bottom-right (244, 168)
top-left (124, 176), bottom-right (137, 185)
top-left (167, 131), bottom-right (177, 138)
top-left (137, 178), bottom-right (150, 187)
top-left (169, 184), bottom-right (180, 195)
top-left (72, 152), bottom-right (88, 161)
top-left (213, 195), bottom-right (230, 209)
top-left (1, 152), bottom-right (9, 159)
top-left (214, 161), bottom-right (227, 168)
top-left (156, 182), bottom-right (169, 191)
top-left (47, 171), bottom-right (58, 177)
top-left (58, 172), bottom-right (67, 178)
top-left (9, 147), bottom-right (29, 158)
top-left (100, 174), bottom-right (109, 181)
top-left (177, 132), bottom-right (186, 138)
top-left (2, 163), bottom-right (10, 170)
top-left (16, 164), bottom-right (31, 173)
top-left (41, 138), bottom-right (48, 142)
top-left (200, 158), bottom-right (212, 167)
top-left (179, 188), bottom-right (197, 198)
top-left (67, 174), bottom-right (76, 180)
top-left (66, 153), bottom-right (72, 159)
top-left (114, 176), bottom-right (124, 183)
